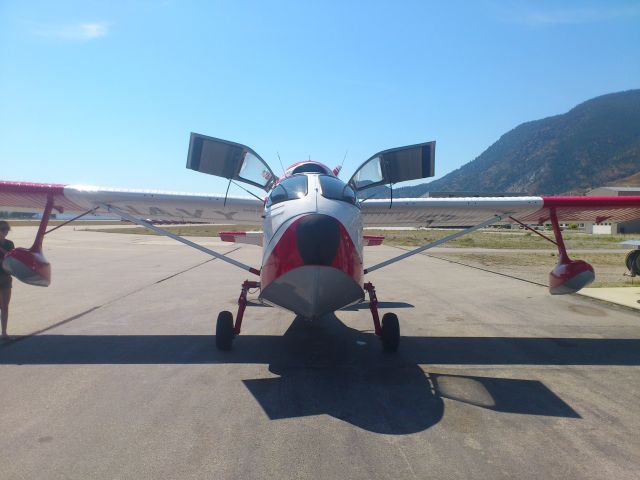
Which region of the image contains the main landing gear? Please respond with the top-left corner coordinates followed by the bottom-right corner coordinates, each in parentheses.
top-left (625, 250), bottom-right (640, 277)
top-left (216, 280), bottom-right (259, 351)
top-left (364, 282), bottom-right (399, 352)
top-left (216, 280), bottom-right (399, 352)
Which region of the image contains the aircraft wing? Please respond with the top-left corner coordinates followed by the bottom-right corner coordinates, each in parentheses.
top-left (360, 196), bottom-right (640, 227)
top-left (0, 181), bottom-right (264, 224)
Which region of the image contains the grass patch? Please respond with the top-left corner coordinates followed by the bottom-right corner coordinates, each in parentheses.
top-left (365, 228), bottom-right (634, 250)
top-left (7, 219), bottom-right (124, 227)
top-left (86, 224), bottom-right (261, 237)
top-left (448, 252), bottom-right (626, 268)
top-left (433, 251), bottom-right (635, 288)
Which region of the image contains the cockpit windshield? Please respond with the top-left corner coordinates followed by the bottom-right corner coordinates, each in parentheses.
top-left (266, 175), bottom-right (308, 207)
top-left (318, 175), bottom-right (358, 206)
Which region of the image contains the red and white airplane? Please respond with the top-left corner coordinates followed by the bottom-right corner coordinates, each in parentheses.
top-left (2, 133), bottom-right (640, 351)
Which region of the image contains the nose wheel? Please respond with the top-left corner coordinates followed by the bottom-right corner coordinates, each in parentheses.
top-left (216, 311), bottom-right (234, 351)
top-left (381, 312), bottom-right (400, 352)
top-left (364, 282), bottom-right (400, 352)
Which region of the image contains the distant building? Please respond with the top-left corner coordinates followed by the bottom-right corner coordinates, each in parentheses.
top-left (586, 186), bottom-right (640, 234)
top-left (0, 211), bottom-right (39, 219)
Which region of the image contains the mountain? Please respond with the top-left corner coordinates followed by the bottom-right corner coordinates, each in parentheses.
top-left (376, 90), bottom-right (640, 197)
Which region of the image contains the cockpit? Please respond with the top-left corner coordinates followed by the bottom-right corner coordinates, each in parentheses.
top-left (284, 161), bottom-right (334, 177)
top-left (317, 175), bottom-right (357, 206)
top-left (266, 175), bottom-right (308, 207)
top-left (266, 175), bottom-right (358, 208)
top-left (290, 163), bottom-right (332, 175)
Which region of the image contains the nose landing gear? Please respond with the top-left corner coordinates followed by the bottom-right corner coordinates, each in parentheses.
top-left (364, 282), bottom-right (399, 352)
top-left (216, 280), bottom-right (260, 351)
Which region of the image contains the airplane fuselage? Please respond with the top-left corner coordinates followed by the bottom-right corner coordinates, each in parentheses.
top-left (259, 166), bottom-right (365, 318)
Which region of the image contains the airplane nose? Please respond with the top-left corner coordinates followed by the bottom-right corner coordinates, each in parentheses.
top-left (296, 214), bottom-right (340, 266)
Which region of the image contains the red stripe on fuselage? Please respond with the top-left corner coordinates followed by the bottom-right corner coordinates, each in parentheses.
top-left (261, 215), bottom-right (363, 289)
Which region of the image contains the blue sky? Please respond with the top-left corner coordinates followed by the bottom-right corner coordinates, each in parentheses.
top-left (1, 1), bottom-right (639, 195)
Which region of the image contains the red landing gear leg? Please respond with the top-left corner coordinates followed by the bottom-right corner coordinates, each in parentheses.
top-left (364, 282), bottom-right (382, 336)
top-left (364, 282), bottom-right (399, 352)
top-left (234, 280), bottom-right (260, 335)
top-left (548, 209), bottom-right (595, 294)
top-left (2, 194), bottom-right (55, 287)
top-left (215, 280), bottom-right (259, 351)
top-left (510, 212), bottom-right (595, 294)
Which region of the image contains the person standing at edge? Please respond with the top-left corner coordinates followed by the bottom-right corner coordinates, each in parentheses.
top-left (0, 221), bottom-right (14, 339)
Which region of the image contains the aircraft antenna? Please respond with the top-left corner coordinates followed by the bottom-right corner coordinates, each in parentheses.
top-left (337, 149), bottom-right (348, 177)
top-left (276, 152), bottom-right (285, 175)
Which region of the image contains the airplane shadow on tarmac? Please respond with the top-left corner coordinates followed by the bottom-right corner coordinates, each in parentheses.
top-left (4, 313), bottom-right (640, 433)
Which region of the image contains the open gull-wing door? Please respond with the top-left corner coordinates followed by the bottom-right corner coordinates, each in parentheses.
top-left (348, 141), bottom-right (436, 192)
top-left (187, 133), bottom-right (276, 191)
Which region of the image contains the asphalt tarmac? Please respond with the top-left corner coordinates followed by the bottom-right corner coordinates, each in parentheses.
top-left (1, 227), bottom-right (639, 479)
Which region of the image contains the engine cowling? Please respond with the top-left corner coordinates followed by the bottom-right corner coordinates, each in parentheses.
top-left (548, 259), bottom-right (594, 295)
top-left (2, 247), bottom-right (51, 287)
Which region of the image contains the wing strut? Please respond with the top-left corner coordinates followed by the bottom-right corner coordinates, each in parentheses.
top-left (104, 205), bottom-right (260, 276)
top-left (364, 215), bottom-right (503, 274)
top-left (45, 207), bottom-right (101, 235)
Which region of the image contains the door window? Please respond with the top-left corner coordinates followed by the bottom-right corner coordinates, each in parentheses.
top-left (351, 157), bottom-right (383, 190)
top-left (187, 133), bottom-right (276, 191)
top-left (348, 142), bottom-right (435, 192)
top-left (238, 152), bottom-right (274, 188)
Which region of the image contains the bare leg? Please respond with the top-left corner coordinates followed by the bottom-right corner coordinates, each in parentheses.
top-left (1, 288), bottom-right (10, 338)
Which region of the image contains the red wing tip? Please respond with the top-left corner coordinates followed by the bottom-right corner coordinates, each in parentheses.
top-left (542, 196), bottom-right (640, 207)
top-left (0, 180), bottom-right (66, 193)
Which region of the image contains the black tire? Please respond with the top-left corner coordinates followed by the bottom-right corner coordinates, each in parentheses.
top-left (625, 250), bottom-right (640, 276)
top-left (216, 311), bottom-right (234, 351)
top-left (381, 312), bottom-right (400, 352)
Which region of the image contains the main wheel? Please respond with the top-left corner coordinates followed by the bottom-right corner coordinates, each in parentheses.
top-left (216, 311), bottom-right (234, 351)
top-left (381, 312), bottom-right (400, 352)
top-left (625, 250), bottom-right (640, 276)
